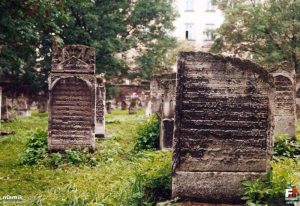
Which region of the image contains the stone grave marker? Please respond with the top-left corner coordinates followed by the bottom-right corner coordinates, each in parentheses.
top-left (16, 96), bottom-right (31, 117)
top-left (48, 45), bottom-right (96, 151)
top-left (95, 75), bottom-right (106, 138)
top-left (296, 74), bottom-right (300, 119)
top-left (172, 52), bottom-right (274, 203)
top-left (150, 73), bottom-right (176, 149)
top-left (270, 62), bottom-right (296, 137)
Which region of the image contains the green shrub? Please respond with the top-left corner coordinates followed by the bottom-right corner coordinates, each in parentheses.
top-left (274, 134), bottom-right (300, 159)
top-left (19, 129), bottom-right (98, 167)
top-left (134, 114), bottom-right (160, 151)
top-left (128, 154), bottom-right (172, 205)
top-left (19, 129), bottom-right (48, 165)
top-left (242, 172), bottom-right (288, 205)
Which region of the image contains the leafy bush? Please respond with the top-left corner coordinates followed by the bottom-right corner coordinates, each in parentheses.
top-left (242, 172), bottom-right (288, 205)
top-left (242, 158), bottom-right (300, 206)
top-left (19, 129), bottom-right (98, 167)
top-left (19, 129), bottom-right (48, 165)
top-left (134, 114), bottom-right (160, 151)
top-left (274, 134), bottom-right (300, 159)
top-left (128, 152), bottom-right (172, 205)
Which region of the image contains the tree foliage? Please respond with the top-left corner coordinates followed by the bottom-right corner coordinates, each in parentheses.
top-left (0, 0), bottom-right (176, 96)
top-left (211, 0), bottom-right (300, 72)
top-left (0, 0), bottom-right (64, 97)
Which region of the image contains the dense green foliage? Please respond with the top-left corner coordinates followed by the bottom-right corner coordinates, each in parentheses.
top-left (242, 158), bottom-right (300, 205)
top-left (212, 0), bottom-right (300, 72)
top-left (128, 155), bottom-right (172, 205)
top-left (19, 129), bottom-right (98, 167)
top-left (0, 0), bottom-right (64, 97)
top-left (134, 114), bottom-right (160, 151)
top-left (0, 0), bottom-right (177, 97)
top-left (242, 134), bottom-right (300, 205)
top-left (242, 172), bottom-right (287, 205)
top-left (274, 134), bottom-right (300, 159)
top-left (19, 129), bottom-right (48, 165)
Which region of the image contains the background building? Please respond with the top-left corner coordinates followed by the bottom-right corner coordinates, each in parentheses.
top-left (172, 0), bottom-right (224, 51)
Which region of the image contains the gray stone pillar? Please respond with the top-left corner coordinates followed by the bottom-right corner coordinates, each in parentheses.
top-left (95, 75), bottom-right (106, 139)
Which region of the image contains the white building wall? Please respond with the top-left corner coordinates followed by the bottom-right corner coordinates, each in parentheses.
top-left (172, 0), bottom-right (224, 51)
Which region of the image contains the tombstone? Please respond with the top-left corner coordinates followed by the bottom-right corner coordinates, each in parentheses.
top-left (1, 95), bottom-right (11, 121)
top-left (128, 98), bottom-right (138, 115)
top-left (37, 93), bottom-right (48, 113)
top-left (106, 102), bottom-right (112, 114)
top-left (296, 74), bottom-right (300, 119)
top-left (48, 45), bottom-right (96, 151)
top-left (270, 62), bottom-right (296, 137)
top-left (95, 75), bottom-right (106, 138)
top-left (0, 87), bottom-right (1, 125)
top-left (172, 52), bottom-right (274, 203)
top-left (16, 96), bottom-right (31, 117)
top-left (151, 73), bottom-right (176, 150)
top-left (121, 100), bottom-right (127, 110)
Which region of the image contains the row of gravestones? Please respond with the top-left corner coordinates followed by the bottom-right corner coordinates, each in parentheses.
top-left (151, 57), bottom-right (297, 151)
top-left (150, 52), bottom-right (297, 203)
top-left (8, 44), bottom-right (294, 203)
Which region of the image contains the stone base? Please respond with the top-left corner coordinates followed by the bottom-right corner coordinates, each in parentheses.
top-left (172, 171), bottom-right (265, 204)
top-left (157, 201), bottom-right (242, 206)
top-left (95, 125), bottom-right (105, 139)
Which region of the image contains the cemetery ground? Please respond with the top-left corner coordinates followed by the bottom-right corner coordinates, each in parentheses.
top-left (0, 110), bottom-right (171, 205)
top-left (0, 109), bottom-right (300, 205)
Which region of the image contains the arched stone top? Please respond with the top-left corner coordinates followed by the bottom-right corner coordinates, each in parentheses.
top-left (52, 44), bottom-right (96, 74)
top-left (269, 62), bottom-right (295, 84)
top-left (178, 52), bottom-right (274, 86)
top-left (50, 76), bottom-right (93, 92)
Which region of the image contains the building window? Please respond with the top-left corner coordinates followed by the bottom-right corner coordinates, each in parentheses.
top-left (185, 0), bottom-right (194, 11)
top-left (204, 29), bottom-right (215, 41)
top-left (185, 23), bottom-right (194, 40)
top-left (206, 0), bottom-right (215, 11)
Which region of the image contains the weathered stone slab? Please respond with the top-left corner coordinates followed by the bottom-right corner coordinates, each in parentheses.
top-left (129, 98), bottom-right (138, 114)
top-left (48, 45), bottom-right (96, 151)
top-left (16, 96), bottom-right (31, 117)
top-left (160, 119), bottom-right (174, 149)
top-left (296, 74), bottom-right (300, 119)
top-left (0, 87), bottom-right (1, 125)
top-left (172, 52), bottom-right (274, 203)
top-left (151, 73), bottom-right (176, 149)
top-left (95, 75), bottom-right (106, 139)
top-left (1, 95), bottom-right (11, 121)
top-left (173, 172), bottom-right (263, 204)
top-left (270, 62), bottom-right (296, 137)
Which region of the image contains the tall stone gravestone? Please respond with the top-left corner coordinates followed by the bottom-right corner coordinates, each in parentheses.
top-left (172, 52), bottom-right (274, 203)
top-left (48, 45), bottom-right (96, 151)
top-left (0, 87), bottom-right (1, 126)
top-left (296, 74), bottom-right (300, 119)
top-left (95, 75), bottom-right (106, 139)
top-left (270, 62), bottom-right (296, 137)
top-left (150, 73), bottom-right (176, 149)
top-left (16, 96), bottom-right (31, 117)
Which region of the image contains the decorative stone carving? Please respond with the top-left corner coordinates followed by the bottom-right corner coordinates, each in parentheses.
top-left (48, 45), bottom-right (96, 151)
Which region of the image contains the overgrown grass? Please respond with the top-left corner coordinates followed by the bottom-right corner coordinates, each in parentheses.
top-left (0, 109), bottom-right (172, 205)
